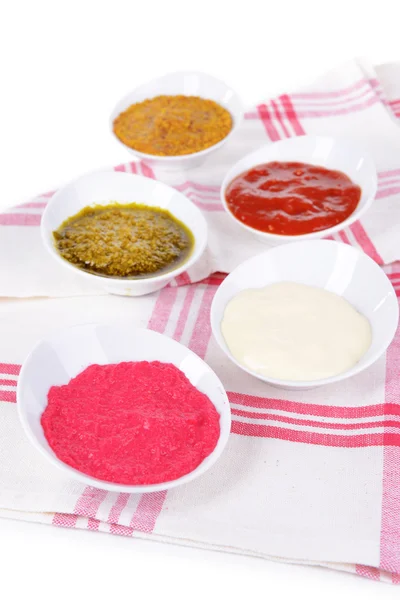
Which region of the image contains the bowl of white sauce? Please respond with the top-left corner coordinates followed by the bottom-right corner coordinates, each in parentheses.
top-left (210, 240), bottom-right (399, 390)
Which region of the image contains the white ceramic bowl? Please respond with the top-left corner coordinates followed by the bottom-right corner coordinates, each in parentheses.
top-left (211, 240), bottom-right (398, 390)
top-left (221, 135), bottom-right (377, 243)
top-left (17, 324), bottom-right (231, 493)
top-left (41, 170), bottom-right (208, 296)
top-left (110, 71), bottom-right (244, 170)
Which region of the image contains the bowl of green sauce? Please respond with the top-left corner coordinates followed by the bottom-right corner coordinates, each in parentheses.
top-left (41, 170), bottom-right (208, 296)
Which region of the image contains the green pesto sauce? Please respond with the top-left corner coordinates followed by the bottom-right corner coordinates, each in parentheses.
top-left (53, 202), bottom-right (194, 278)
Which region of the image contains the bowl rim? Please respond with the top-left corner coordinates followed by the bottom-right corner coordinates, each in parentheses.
top-left (220, 135), bottom-right (378, 242)
top-left (109, 69), bottom-right (245, 163)
top-left (40, 169), bottom-right (208, 286)
top-left (16, 324), bottom-right (231, 493)
top-left (210, 239), bottom-right (399, 389)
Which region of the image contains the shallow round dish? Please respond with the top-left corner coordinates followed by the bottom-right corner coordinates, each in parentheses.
top-left (221, 135), bottom-right (377, 243)
top-left (211, 240), bottom-right (398, 390)
top-left (110, 71), bottom-right (244, 170)
top-left (17, 324), bottom-right (231, 493)
top-left (41, 170), bottom-right (208, 296)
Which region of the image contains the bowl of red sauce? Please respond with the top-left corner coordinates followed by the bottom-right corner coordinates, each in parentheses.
top-left (221, 136), bottom-right (377, 242)
top-left (17, 325), bottom-right (231, 493)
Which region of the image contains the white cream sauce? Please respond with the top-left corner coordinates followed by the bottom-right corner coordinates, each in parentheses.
top-left (221, 282), bottom-right (372, 382)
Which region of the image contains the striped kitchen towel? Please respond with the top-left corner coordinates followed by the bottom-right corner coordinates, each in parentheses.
top-left (2, 57), bottom-right (400, 297)
top-left (1, 275), bottom-right (400, 583)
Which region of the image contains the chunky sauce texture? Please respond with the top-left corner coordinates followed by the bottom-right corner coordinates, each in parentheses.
top-left (41, 361), bottom-right (220, 485)
top-left (225, 161), bottom-right (361, 235)
top-left (53, 203), bottom-right (194, 278)
top-left (113, 95), bottom-right (233, 156)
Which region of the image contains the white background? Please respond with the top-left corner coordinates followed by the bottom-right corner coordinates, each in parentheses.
top-left (0, 1), bottom-right (399, 598)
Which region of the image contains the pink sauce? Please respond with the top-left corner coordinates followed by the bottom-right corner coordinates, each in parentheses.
top-left (41, 361), bottom-right (220, 485)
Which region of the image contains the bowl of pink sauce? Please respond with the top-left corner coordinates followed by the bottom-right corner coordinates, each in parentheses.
top-left (17, 324), bottom-right (231, 493)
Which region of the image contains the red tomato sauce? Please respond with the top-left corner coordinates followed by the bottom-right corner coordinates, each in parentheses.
top-left (41, 361), bottom-right (220, 485)
top-left (225, 161), bottom-right (361, 236)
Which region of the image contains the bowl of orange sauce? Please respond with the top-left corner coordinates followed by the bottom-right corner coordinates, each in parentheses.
top-left (221, 135), bottom-right (377, 243)
top-left (110, 71), bottom-right (244, 170)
